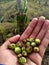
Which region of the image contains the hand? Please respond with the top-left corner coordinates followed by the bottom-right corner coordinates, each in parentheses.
top-left (19, 16), bottom-right (49, 65)
top-left (0, 35), bottom-right (20, 65)
top-left (0, 16), bottom-right (49, 65)
top-left (0, 36), bottom-right (35, 65)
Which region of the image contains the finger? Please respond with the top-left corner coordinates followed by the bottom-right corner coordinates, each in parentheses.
top-left (20, 18), bottom-right (38, 41)
top-left (27, 58), bottom-right (37, 65)
top-left (28, 53), bottom-right (42, 65)
top-left (30, 16), bottom-right (45, 39)
top-left (36, 20), bottom-right (49, 40)
top-left (8, 35), bottom-right (20, 43)
top-left (39, 30), bottom-right (49, 58)
top-left (28, 16), bottom-right (45, 65)
top-left (30, 21), bottom-right (49, 64)
top-left (1, 35), bottom-right (20, 49)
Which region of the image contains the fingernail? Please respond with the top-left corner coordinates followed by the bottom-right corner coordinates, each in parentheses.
top-left (39, 16), bottom-right (45, 20)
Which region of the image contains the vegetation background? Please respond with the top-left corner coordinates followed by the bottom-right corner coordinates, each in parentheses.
top-left (0, 0), bottom-right (49, 65)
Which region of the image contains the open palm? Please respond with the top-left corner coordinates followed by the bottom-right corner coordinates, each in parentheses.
top-left (0, 16), bottom-right (49, 65)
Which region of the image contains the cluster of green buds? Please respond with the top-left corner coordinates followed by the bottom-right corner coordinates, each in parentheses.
top-left (8, 38), bottom-right (41, 65)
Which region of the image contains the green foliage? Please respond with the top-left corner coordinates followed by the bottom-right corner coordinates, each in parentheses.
top-left (0, 0), bottom-right (49, 43)
top-left (0, 0), bottom-right (49, 22)
top-left (0, 22), bottom-right (17, 42)
top-left (0, 0), bottom-right (14, 2)
top-left (27, 0), bottom-right (49, 19)
top-left (17, 13), bottom-right (30, 34)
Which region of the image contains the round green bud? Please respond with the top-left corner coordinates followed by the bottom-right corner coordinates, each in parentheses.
top-left (35, 39), bottom-right (41, 45)
top-left (22, 47), bottom-right (25, 51)
top-left (15, 47), bottom-right (21, 54)
top-left (27, 38), bottom-right (34, 43)
top-left (19, 57), bottom-right (27, 64)
top-left (31, 42), bottom-right (36, 47)
top-left (26, 42), bottom-right (30, 47)
top-left (26, 47), bottom-right (32, 53)
top-left (16, 42), bottom-right (22, 47)
top-left (17, 54), bottom-right (22, 58)
top-left (34, 47), bottom-right (39, 52)
top-left (29, 38), bottom-right (34, 42)
top-left (22, 51), bottom-right (27, 57)
top-left (8, 44), bottom-right (16, 49)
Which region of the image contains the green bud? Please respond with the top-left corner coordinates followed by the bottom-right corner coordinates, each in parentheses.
top-left (29, 38), bottom-right (34, 42)
top-left (27, 38), bottom-right (34, 42)
top-left (8, 44), bottom-right (16, 49)
top-left (17, 54), bottom-right (22, 58)
top-left (31, 42), bottom-right (36, 47)
top-left (26, 42), bottom-right (30, 47)
top-left (34, 47), bottom-right (39, 52)
top-left (22, 47), bottom-right (25, 51)
top-left (35, 39), bottom-right (41, 45)
top-left (19, 57), bottom-right (27, 64)
top-left (22, 51), bottom-right (27, 57)
top-left (15, 47), bottom-right (21, 54)
top-left (26, 47), bottom-right (32, 53)
top-left (16, 42), bottom-right (22, 47)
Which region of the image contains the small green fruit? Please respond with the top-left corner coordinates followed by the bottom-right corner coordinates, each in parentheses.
top-left (27, 38), bottom-right (34, 42)
top-left (29, 38), bottom-right (34, 42)
top-left (31, 42), bottom-right (36, 47)
top-left (34, 47), bottom-right (39, 52)
top-left (26, 47), bottom-right (32, 53)
top-left (22, 51), bottom-right (27, 57)
top-left (35, 39), bottom-right (41, 45)
top-left (22, 47), bottom-right (25, 51)
top-left (16, 42), bottom-right (22, 47)
top-left (15, 47), bottom-right (21, 54)
top-left (8, 44), bottom-right (16, 49)
top-left (19, 57), bottom-right (27, 64)
top-left (17, 54), bottom-right (22, 58)
top-left (26, 42), bottom-right (30, 47)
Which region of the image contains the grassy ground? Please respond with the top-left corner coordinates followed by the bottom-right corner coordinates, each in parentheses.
top-left (0, 0), bottom-right (49, 22)
top-left (0, 22), bottom-right (17, 44)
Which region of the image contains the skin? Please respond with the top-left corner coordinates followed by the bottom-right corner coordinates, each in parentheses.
top-left (0, 16), bottom-right (49, 65)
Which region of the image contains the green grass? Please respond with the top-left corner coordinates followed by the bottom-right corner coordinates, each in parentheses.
top-left (0, 0), bottom-right (16, 9)
top-left (27, 1), bottom-right (49, 19)
top-left (0, 22), bottom-right (17, 41)
top-left (0, 0), bottom-right (49, 41)
top-left (0, 0), bottom-right (49, 22)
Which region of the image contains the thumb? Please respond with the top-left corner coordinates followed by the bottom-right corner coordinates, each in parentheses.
top-left (1, 35), bottom-right (20, 49)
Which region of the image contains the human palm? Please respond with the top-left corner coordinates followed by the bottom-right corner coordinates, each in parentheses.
top-left (0, 16), bottom-right (49, 65)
